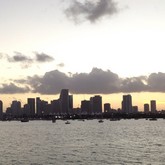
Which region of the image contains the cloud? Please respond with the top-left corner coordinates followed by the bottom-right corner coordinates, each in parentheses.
top-left (0, 53), bottom-right (3, 59)
top-left (120, 77), bottom-right (149, 93)
top-left (23, 68), bottom-right (147, 94)
top-left (8, 52), bottom-right (32, 63)
top-left (147, 72), bottom-right (165, 92)
top-left (70, 68), bottom-right (120, 94)
top-left (34, 52), bottom-right (54, 62)
top-left (0, 83), bottom-right (29, 94)
top-left (5, 51), bottom-right (55, 68)
top-left (57, 63), bottom-right (65, 67)
top-left (65, 0), bottom-right (118, 23)
top-left (27, 71), bottom-right (69, 94)
top-left (3, 68), bottom-right (165, 95)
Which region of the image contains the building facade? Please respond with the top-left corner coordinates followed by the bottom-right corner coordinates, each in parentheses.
top-left (122, 94), bottom-right (132, 114)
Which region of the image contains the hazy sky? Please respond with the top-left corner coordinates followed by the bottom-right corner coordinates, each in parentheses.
top-left (1, 0), bottom-right (165, 110)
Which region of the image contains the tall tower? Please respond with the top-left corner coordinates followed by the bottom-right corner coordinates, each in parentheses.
top-left (144, 103), bottom-right (149, 113)
top-left (81, 100), bottom-right (91, 114)
top-left (11, 100), bottom-right (21, 117)
top-left (90, 95), bottom-right (102, 114)
top-left (104, 103), bottom-right (111, 113)
top-left (150, 100), bottom-right (156, 113)
top-left (0, 100), bottom-right (3, 119)
top-left (68, 95), bottom-right (73, 114)
top-left (27, 98), bottom-right (35, 116)
top-left (122, 94), bottom-right (132, 114)
top-left (60, 89), bottom-right (69, 114)
top-left (36, 97), bottom-right (41, 116)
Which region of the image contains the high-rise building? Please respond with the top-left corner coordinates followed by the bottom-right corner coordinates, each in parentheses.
top-left (81, 100), bottom-right (91, 114)
top-left (132, 106), bottom-right (138, 113)
top-left (40, 100), bottom-right (48, 115)
top-left (151, 100), bottom-right (156, 113)
top-left (27, 98), bottom-right (35, 116)
top-left (0, 100), bottom-right (3, 119)
top-left (60, 89), bottom-right (69, 114)
top-left (144, 103), bottom-right (149, 113)
top-left (104, 103), bottom-right (111, 113)
top-left (90, 95), bottom-right (102, 114)
top-left (23, 104), bottom-right (30, 116)
top-left (68, 95), bottom-right (73, 114)
top-left (36, 97), bottom-right (41, 116)
top-left (122, 94), bottom-right (132, 114)
top-left (51, 99), bottom-right (60, 115)
top-left (11, 100), bottom-right (21, 117)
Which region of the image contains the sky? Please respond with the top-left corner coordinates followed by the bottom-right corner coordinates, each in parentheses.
top-left (1, 0), bottom-right (165, 111)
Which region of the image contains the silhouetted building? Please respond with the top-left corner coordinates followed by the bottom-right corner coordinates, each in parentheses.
top-left (51, 99), bottom-right (60, 115)
top-left (132, 106), bottom-right (138, 113)
top-left (122, 94), bottom-right (132, 114)
top-left (60, 89), bottom-right (69, 114)
top-left (151, 100), bottom-right (156, 113)
top-left (81, 100), bottom-right (91, 114)
top-left (144, 103), bottom-right (149, 113)
top-left (104, 103), bottom-right (111, 113)
top-left (27, 98), bottom-right (35, 116)
top-left (36, 97), bottom-right (42, 116)
top-left (44, 103), bottom-right (51, 115)
top-left (68, 95), bottom-right (73, 114)
top-left (40, 100), bottom-right (48, 115)
top-left (90, 95), bottom-right (102, 114)
top-left (0, 100), bottom-right (3, 119)
top-left (22, 104), bottom-right (30, 116)
top-left (11, 100), bottom-right (21, 117)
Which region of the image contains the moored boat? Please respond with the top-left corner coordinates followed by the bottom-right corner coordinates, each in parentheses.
top-left (65, 120), bottom-right (70, 124)
top-left (98, 119), bottom-right (104, 123)
top-left (21, 118), bottom-right (29, 122)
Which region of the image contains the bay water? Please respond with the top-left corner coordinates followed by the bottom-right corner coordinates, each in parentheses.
top-left (0, 119), bottom-right (165, 164)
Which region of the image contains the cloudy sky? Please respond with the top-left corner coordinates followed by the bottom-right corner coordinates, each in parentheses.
top-left (1, 0), bottom-right (165, 110)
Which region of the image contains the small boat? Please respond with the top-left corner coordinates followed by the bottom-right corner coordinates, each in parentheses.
top-left (65, 120), bottom-right (70, 124)
top-left (98, 119), bottom-right (104, 123)
top-left (21, 118), bottom-right (29, 122)
top-left (52, 119), bottom-right (56, 123)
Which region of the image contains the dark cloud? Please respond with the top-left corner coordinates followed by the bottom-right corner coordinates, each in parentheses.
top-left (35, 52), bottom-right (54, 62)
top-left (148, 72), bottom-right (165, 92)
top-left (5, 51), bottom-right (54, 68)
top-left (65, 0), bottom-right (118, 23)
top-left (8, 52), bottom-right (32, 63)
top-left (120, 77), bottom-right (149, 93)
top-left (2, 68), bottom-right (165, 94)
top-left (0, 83), bottom-right (29, 94)
top-left (70, 68), bottom-right (120, 94)
top-left (27, 70), bottom-right (69, 94)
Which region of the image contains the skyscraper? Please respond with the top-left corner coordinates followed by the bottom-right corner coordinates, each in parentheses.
top-left (144, 103), bottom-right (149, 113)
top-left (104, 103), bottom-right (111, 113)
top-left (81, 100), bottom-right (91, 114)
top-left (122, 94), bottom-right (132, 114)
top-left (27, 98), bottom-right (35, 116)
top-left (51, 99), bottom-right (60, 115)
top-left (151, 100), bottom-right (156, 113)
top-left (90, 95), bottom-right (102, 114)
top-left (60, 89), bottom-right (69, 114)
top-left (68, 95), bottom-right (73, 114)
top-left (11, 100), bottom-right (21, 117)
top-left (36, 97), bottom-right (41, 116)
top-left (0, 100), bottom-right (3, 119)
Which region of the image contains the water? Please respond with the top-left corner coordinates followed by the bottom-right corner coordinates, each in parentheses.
top-left (0, 119), bottom-right (165, 164)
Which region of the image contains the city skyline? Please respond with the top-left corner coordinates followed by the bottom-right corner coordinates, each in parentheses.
top-left (0, 89), bottom-right (164, 114)
top-left (1, 0), bottom-right (165, 110)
